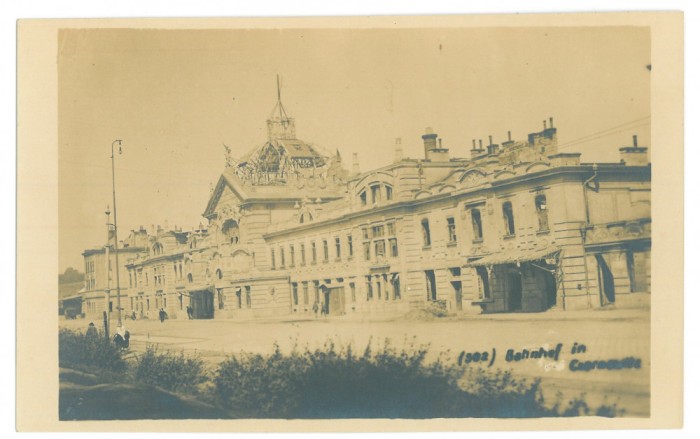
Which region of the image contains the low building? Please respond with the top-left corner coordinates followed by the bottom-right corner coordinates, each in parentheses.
top-left (82, 92), bottom-right (651, 320)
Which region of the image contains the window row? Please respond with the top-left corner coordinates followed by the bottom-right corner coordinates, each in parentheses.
top-left (419, 194), bottom-right (549, 248)
top-left (271, 234), bottom-right (355, 269)
top-left (359, 183), bottom-right (394, 207)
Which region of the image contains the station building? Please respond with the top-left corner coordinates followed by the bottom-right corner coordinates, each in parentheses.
top-left (80, 94), bottom-right (651, 321)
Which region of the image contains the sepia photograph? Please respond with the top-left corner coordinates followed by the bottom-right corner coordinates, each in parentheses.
top-left (15, 10), bottom-right (685, 432)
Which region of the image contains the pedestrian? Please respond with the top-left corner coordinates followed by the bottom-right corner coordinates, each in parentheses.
top-left (159, 308), bottom-right (166, 323)
top-left (312, 301), bottom-right (319, 318)
top-left (186, 305), bottom-right (193, 320)
top-left (85, 322), bottom-right (98, 339)
top-left (113, 324), bottom-right (130, 349)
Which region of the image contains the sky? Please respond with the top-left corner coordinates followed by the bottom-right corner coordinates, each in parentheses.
top-left (58, 26), bottom-right (650, 272)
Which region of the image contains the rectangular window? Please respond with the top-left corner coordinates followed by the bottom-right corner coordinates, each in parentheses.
top-left (471, 209), bottom-right (483, 241)
top-left (447, 217), bottom-right (457, 243)
top-left (503, 202), bottom-right (516, 236)
top-left (387, 222), bottom-right (395, 236)
top-left (335, 237), bottom-right (341, 259)
top-left (360, 191), bottom-right (367, 206)
top-left (323, 240), bottom-right (329, 262)
top-left (535, 195), bottom-right (549, 232)
top-left (385, 186), bottom-right (393, 201)
top-left (303, 282), bottom-right (309, 305)
top-left (314, 281), bottom-right (320, 303)
top-left (280, 247), bottom-right (286, 268)
top-left (270, 249), bottom-right (276, 270)
top-left (375, 240), bottom-right (386, 257)
top-left (363, 242), bottom-right (371, 261)
top-left (311, 241), bottom-right (317, 264)
top-left (350, 282), bottom-right (356, 302)
top-left (389, 238), bottom-right (399, 257)
top-left (392, 276), bottom-right (401, 300)
top-left (292, 283), bottom-right (299, 306)
top-left (218, 289), bottom-right (225, 310)
top-left (421, 219), bottom-right (432, 246)
top-left (371, 184), bottom-right (381, 204)
top-left (300, 243), bottom-right (306, 266)
top-left (289, 245), bottom-right (296, 267)
top-left (362, 228), bottom-right (370, 240)
top-left (372, 225), bottom-right (385, 238)
top-left (245, 286), bottom-right (252, 308)
top-left (366, 276), bottom-right (373, 300)
top-left (347, 235), bottom-right (354, 257)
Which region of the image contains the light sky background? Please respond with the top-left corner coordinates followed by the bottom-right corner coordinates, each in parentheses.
top-left (58, 26), bottom-right (650, 272)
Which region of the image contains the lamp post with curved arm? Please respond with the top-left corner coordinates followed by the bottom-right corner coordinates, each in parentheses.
top-left (110, 139), bottom-right (123, 327)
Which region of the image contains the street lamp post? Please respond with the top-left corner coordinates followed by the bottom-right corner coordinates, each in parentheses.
top-left (104, 206), bottom-right (112, 339)
top-left (110, 139), bottom-right (123, 327)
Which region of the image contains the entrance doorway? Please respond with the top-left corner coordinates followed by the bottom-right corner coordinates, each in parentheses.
top-left (506, 272), bottom-right (523, 311)
top-left (322, 286), bottom-right (346, 316)
top-left (451, 281), bottom-right (463, 311)
top-left (190, 290), bottom-right (214, 319)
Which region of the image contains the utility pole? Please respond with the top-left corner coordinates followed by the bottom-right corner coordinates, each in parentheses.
top-left (110, 139), bottom-right (123, 327)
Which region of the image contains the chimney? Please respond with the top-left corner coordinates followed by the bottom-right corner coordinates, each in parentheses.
top-left (422, 127), bottom-right (438, 159)
top-left (352, 153), bottom-right (360, 175)
top-left (394, 138), bottom-right (403, 162)
top-left (487, 135), bottom-right (499, 155)
top-left (502, 130), bottom-right (514, 148)
top-left (528, 118), bottom-right (558, 155)
top-left (619, 134), bottom-right (648, 166)
top-left (470, 138), bottom-right (484, 159)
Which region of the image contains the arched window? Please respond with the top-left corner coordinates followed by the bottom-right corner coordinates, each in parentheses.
top-left (222, 219), bottom-right (240, 244)
top-left (299, 212), bottom-right (313, 224)
top-left (502, 201), bottom-right (515, 236)
top-left (216, 269), bottom-right (223, 280)
top-left (187, 273), bottom-right (193, 283)
top-left (152, 242), bottom-right (163, 256)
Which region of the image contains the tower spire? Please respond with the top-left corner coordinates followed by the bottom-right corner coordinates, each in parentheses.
top-left (277, 74), bottom-right (281, 103)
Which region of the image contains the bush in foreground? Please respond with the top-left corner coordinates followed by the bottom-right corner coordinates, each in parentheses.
top-left (59, 328), bottom-right (127, 373)
top-left (133, 346), bottom-right (208, 394)
top-left (212, 339), bottom-right (612, 419)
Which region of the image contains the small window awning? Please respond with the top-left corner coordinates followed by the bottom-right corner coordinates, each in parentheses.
top-left (467, 246), bottom-right (561, 267)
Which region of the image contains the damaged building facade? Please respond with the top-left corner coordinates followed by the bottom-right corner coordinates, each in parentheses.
top-left (80, 93), bottom-right (651, 321)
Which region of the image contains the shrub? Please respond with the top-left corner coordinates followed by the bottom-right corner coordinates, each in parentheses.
top-left (133, 346), bottom-right (208, 394)
top-left (59, 328), bottom-right (127, 373)
top-left (211, 339), bottom-right (582, 419)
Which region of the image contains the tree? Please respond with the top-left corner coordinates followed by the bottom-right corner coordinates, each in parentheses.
top-left (59, 267), bottom-right (84, 284)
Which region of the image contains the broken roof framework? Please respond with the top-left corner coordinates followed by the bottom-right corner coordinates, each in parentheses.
top-left (227, 77), bottom-right (331, 186)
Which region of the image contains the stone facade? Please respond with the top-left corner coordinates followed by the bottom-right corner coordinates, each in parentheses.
top-left (81, 97), bottom-right (651, 321)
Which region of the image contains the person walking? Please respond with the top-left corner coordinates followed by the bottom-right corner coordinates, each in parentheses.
top-left (159, 308), bottom-right (166, 323)
top-left (312, 301), bottom-right (319, 318)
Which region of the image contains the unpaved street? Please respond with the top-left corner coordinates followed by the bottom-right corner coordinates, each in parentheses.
top-left (60, 308), bottom-right (650, 416)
